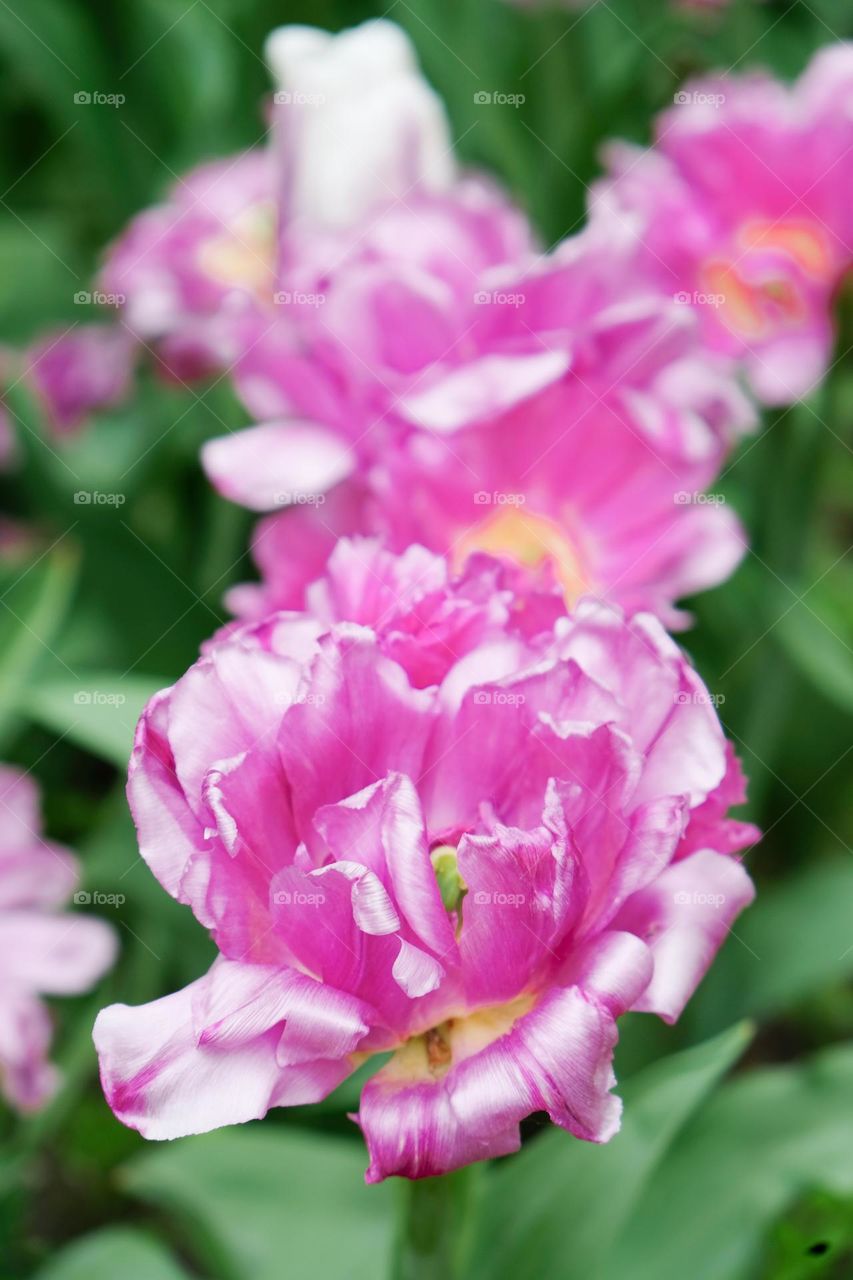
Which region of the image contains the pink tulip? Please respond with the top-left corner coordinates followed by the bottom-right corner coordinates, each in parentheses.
top-left (207, 222), bottom-right (754, 630)
top-left (25, 325), bottom-right (137, 435)
top-left (94, 544), bottom-right (757, 1180)
top-left (98, 150), bottom-right (274, 383)
top-left (0, 767), bottom-right (116, 1110)
top-left (592, 44), bottom-right (853, 403)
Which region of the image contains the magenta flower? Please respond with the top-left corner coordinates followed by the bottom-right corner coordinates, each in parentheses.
top-left (207, 223), bottom-right (754, 630)
top-left (24, 325), bottom-right (137, 435)
top-left (0, 766), bottom-right (116, 1111)
top-left (94, 545), bottom-right (756, 1180)
top-left (98, 150), bottom-right (274, 382)
top-left (592, 45), bottom-right (853, 403)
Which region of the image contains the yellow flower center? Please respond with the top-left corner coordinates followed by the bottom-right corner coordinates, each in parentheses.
top-left (196, 202), bottom-right (277, 298)
top-left (387, 995), bottom-right (536, 1082)
top-left (453, 508), bottom-right (592, 609)
top-left (701, 218), bottom-right (834, 340)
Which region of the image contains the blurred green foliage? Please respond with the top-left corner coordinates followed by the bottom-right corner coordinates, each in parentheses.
top-left (0, 1), bottom-right (851, 1277)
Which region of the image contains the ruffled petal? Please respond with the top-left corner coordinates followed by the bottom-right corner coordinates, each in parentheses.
top-left (94, 959), bottom-right (372, 1139)
top-left (357, 930), bottom-right (651, 1181)
top-left (614, 848), bottom-right (755, 1022)
top-left (278, 629), bottom-right (435, 847)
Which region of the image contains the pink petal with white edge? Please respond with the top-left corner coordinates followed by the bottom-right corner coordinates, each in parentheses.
top-left (398, 350), bottom-right (571, 433)
top-left (94, 959), bottom-right (373, 1140)
top-left (202, 421), bottom-right (354, 512)
top-left (614, 848), bottom-right (755, 1022)
top-left (358, 930), bottom-right (652, 1182)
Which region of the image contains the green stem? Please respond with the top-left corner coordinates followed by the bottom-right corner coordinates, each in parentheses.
top-left (393, 1167), bottom-right (480, 1280)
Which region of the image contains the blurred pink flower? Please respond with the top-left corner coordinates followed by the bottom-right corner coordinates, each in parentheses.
top-left (96, 20), bottom-right (466, 388)
top-left (208, 223), bottom-right (754, 630)
top-left (24, 325), bottom-right (137, 435)
top-left (99, 150), bottom-right (275, 383)
top-left (0, 766), bottom-right (117, 1111)
top-left (591, 44), bottom-right (853, 403)
top-left (94, 547), bottom-right (756, 1180)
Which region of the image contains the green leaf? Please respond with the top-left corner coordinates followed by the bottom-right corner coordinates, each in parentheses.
top-left (34, 1227), bottom-right (190, 1280)
top-left (21, 671), bottom-right (165, 768)
top-left (470, 1022), bottom-right (752, 1280)
top-left (0, 544), bottom-right (79, 745)
top-left (775, 599), bottom-right (853, 717)
top-left (758, 1189), bottom-right (853, 1279)
top-left (610, 1043), bottom-right (853, 1280)
top-left (122, 1126), bottom-right (395, 1280)
top-left (688, 859), bottom-right (853, 1036)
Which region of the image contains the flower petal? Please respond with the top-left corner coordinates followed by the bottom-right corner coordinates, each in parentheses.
top-left (94, 959), bottom-right (371, 1139)
top-left (614, 848), bottom-right (755, 1022)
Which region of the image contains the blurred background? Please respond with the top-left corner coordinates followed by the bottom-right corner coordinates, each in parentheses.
top-left (0, 1), bottom-right (852, 1277)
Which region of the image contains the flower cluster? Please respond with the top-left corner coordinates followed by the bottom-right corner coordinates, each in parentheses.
top-left (0, 766), bottom-right (116, 1110)
top-left (9, 12), bottom-right (837, 1176)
